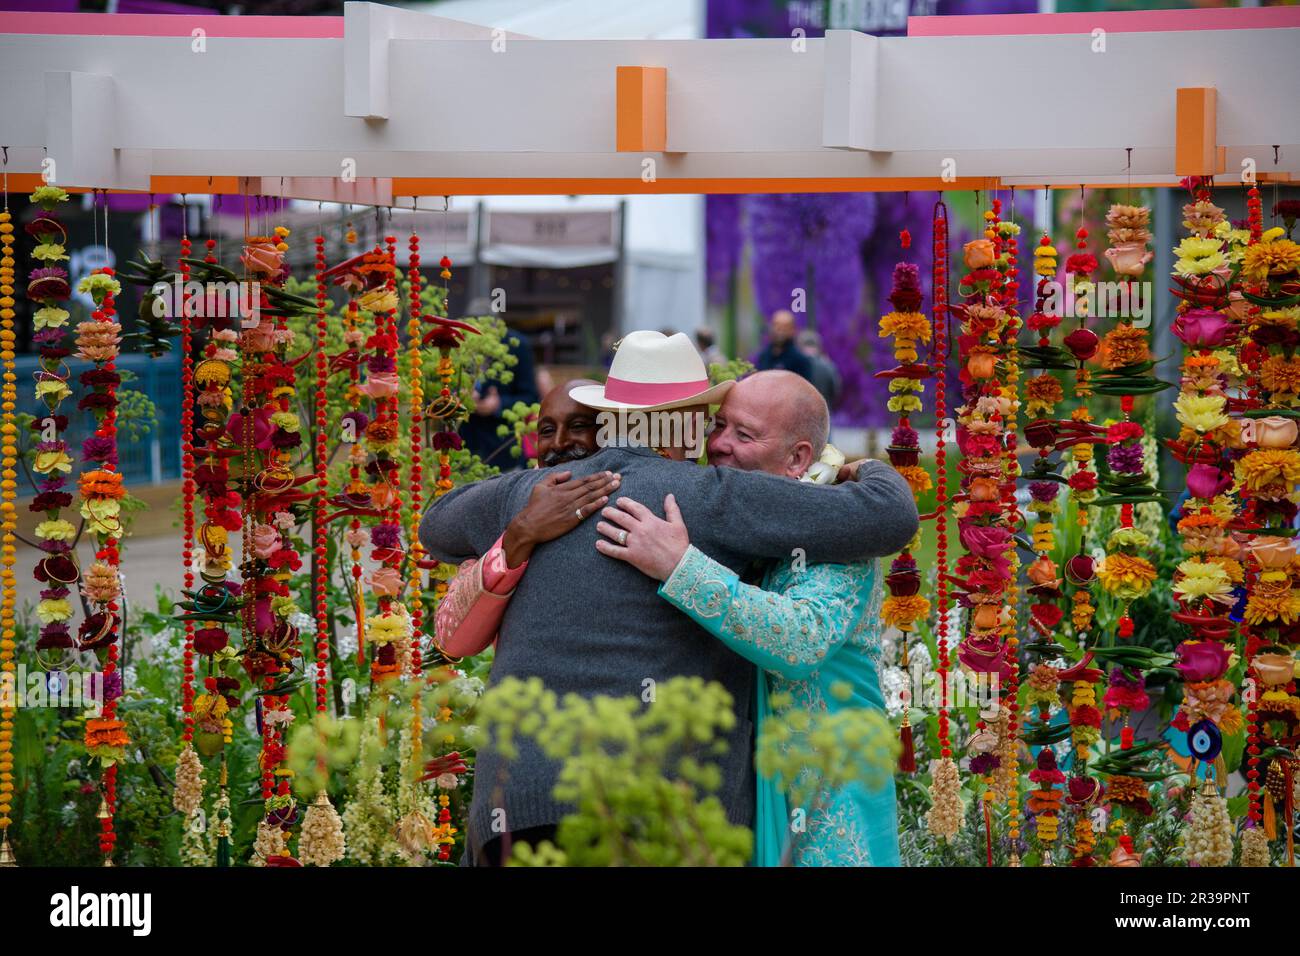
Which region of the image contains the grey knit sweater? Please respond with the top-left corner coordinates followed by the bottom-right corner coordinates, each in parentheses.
top-left (419, 445), bottom-right (918, 856)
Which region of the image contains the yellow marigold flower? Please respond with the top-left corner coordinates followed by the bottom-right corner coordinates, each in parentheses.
top-left (1098, 553), bottom-right (1157, 601)
top-left (1244, 586), bottom-right (1300, 627)
top-left (1235, 448), bottom-right (1300, 496)
top-left (878, 311), bottom-right (931, 343)
top-left (1242, 238), bottom-right (1300, 283)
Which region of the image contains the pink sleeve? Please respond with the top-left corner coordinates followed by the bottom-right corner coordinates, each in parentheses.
top-left (433, 534), bottom-right (527, 658)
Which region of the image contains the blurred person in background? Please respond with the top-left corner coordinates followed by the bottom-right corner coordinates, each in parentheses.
top-left (797, 328), bottom-right (842, 410)
top-left (755, 309), bottom-right (814, 383)
top-left (459, 323), bottom-right (539, 471)
top-left (695, 325), bottom-right (725, 369)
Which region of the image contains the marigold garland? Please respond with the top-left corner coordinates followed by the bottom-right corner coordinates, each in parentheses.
top-left (0, 200), bottom-right (18, 855)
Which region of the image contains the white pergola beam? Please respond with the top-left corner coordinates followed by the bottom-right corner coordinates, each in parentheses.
top-left (0, 5), bottom-right (1296, 193)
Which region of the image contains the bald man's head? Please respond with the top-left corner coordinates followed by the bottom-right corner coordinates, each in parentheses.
top-left (706, 369), bottom-right (829, 478)
top-left (537, 379), bottom-right (599, 467)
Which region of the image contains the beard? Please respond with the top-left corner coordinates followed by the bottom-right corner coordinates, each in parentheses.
top-left (542, 444), bottom-right (592, 468)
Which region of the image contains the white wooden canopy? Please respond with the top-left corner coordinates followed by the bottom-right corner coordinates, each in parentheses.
top-left (0, 2), bottom-right (1297, 200)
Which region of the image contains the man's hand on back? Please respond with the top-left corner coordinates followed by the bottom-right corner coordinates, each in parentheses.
top-left (595, 494), bottom-right (691, 581)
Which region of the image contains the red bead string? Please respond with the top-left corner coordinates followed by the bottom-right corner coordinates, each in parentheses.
top-left (313, 232), bottom-right (330, 712)
top-left (932, 200), bottom-right (952, 758)
top-left (179, 232), bottom-right (197, 741)
top-left (407, 231), bottom-right (424, 682)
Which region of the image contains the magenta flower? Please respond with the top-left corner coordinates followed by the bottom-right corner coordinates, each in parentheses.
top-left (1175, 640), bottom-right (1232, 683)
top-left (1172, 308), bottom-right (1234, 349)
top-left (1186, 462), bottom-right (1233, 500)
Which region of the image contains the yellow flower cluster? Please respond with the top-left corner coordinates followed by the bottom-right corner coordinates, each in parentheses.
top-left (1098, 553), bottom-right (1158, 601)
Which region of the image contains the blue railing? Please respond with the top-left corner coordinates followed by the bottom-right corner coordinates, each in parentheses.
top-left (16, 353), bottom-right (182, 488)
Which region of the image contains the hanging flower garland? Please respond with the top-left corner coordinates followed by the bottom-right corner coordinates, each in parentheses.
top-left (1231, 183), bottom-right (1300, 860)
top-left (26, 186), bottom-right (79, 668)
top-left (238, 221), bottom-right (312, 859)
top-left (74, 253), bottom-right (128, 862)
top-left (924, 201), bottom-right (961, 844)
top-left (171, 225), bottom-right (206, 819)
top-left (422, 252), bottom-right (481, 860)
top-left (877, 233), bottom-right (933, 774)
top-left (1164, 180), bottom-right (1254, 862)
top-left (0, 198), bottom-right (19, 861)
top-left (177, 237), bottom-right (244, 764)
top-left (359, 240), bottom-right (409, 685)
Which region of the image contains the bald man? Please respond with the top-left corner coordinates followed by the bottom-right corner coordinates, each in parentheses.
top-left (596, 370), bottom-right (902, 867)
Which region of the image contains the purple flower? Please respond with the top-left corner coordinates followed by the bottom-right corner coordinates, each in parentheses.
top-left (82, 435), bottom-right (115, 462)
top-left (342, 411), bottom-right (370, 433)
top-left (1107, 442), bottom-right (1145, 473)
top-left (1028, 481), bottom-right (1060, 503)
top-left (366, 354), bottom-right (396, 374)
top-left (101, 670), bottom-right (123, 702)
top-left (968, 753), bottom-right (1000, 775)
top-left (371, 523), bottom-right (402, 550)
top-left (891, 422), bottom-right (919, 447)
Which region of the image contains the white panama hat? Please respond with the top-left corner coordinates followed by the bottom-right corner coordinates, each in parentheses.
top-left (569, 330), bottom-right (733, 411)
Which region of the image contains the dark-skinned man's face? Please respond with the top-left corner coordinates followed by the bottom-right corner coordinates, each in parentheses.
top-left (537, 380), bottom-right (600, 467)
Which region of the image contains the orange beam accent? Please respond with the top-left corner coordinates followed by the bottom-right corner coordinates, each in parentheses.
top-left (2, 174), bottom-right (244, 195)
top-left (615, 66), bottom-right (667, 152)
top-left (392, 176), bottom-right (1000, 196)
top-left (1175, 87), bottom-right (1217, 177)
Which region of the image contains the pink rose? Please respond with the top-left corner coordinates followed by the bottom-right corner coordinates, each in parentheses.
top-left (1175, 640), bottom-right (1231, 683)
top-left (1104, 243), bottom-right (1153, 277)
top-left (1186, 462), bottom-right (1233, 500)
top-left (368, 567), bottom-right (403, 597)
top-left (358, 372), bottom-right (400, 400)
top-left (959, 523), bottom-right (1012, 560)
top-left (250, 524), bottom-right (281, 559)
top-left (345, 527), bottom-right (369, 550)
top-left (1172, 308), bottom-right (1233, 349)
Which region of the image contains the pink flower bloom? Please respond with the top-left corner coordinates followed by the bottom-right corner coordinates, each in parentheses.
top-left (1172, 308), bottom-right (1234, 349)
top-left (1175, 640), bottom-right (1232, 683)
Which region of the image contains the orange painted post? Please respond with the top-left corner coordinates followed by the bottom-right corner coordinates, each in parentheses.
top-left (616, 66), bottom-right (667, 152)
top-left (1175, 87), bottom-right (1217, 177)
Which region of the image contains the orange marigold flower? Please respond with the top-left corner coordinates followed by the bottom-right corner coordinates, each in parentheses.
top-left (881, 594), bottom-right (930, 630)
top-left (78, 469), bottom-right (126, 499)
top-left (1099, 323), bottom-right (1150, 370)
top-left (895, 464), bottom-right (933, 496)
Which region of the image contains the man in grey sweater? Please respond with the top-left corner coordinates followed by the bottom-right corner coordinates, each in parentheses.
top-left (419, 441), bottom-right (919, 864)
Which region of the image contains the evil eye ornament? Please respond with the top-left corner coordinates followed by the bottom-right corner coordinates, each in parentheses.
top-left (1188, 718), bottom-right (1223, 761)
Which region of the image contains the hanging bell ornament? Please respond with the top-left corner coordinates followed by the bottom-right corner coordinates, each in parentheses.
top-left (96, 796), bottom-right (111, 820)
top-left (0, 835), bottom-right (17, 867)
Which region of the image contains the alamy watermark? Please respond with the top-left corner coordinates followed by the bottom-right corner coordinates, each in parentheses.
top-left (1040, 279), bottom-right (1152, 327)
top-left (0, 665), bottom-right (104, 712)
top-left (595, 408), bottom-right (709, 460)
top-left (149, 275), bottom-right (263, 326)
top-left (898, 658), bottom-right (999, 713)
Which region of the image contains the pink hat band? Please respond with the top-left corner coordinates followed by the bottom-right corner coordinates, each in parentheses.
top-left (602, 375), bottom-right (710, 405)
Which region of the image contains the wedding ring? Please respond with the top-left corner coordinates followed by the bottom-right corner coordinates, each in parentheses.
top-left (575, 507), bottom-right (584, 520)
top-left (617, 530), bottom-right (628, 546)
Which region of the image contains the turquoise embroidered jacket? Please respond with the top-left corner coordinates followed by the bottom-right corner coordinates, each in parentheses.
top-left (659, 544), bottom-right (899, 867)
